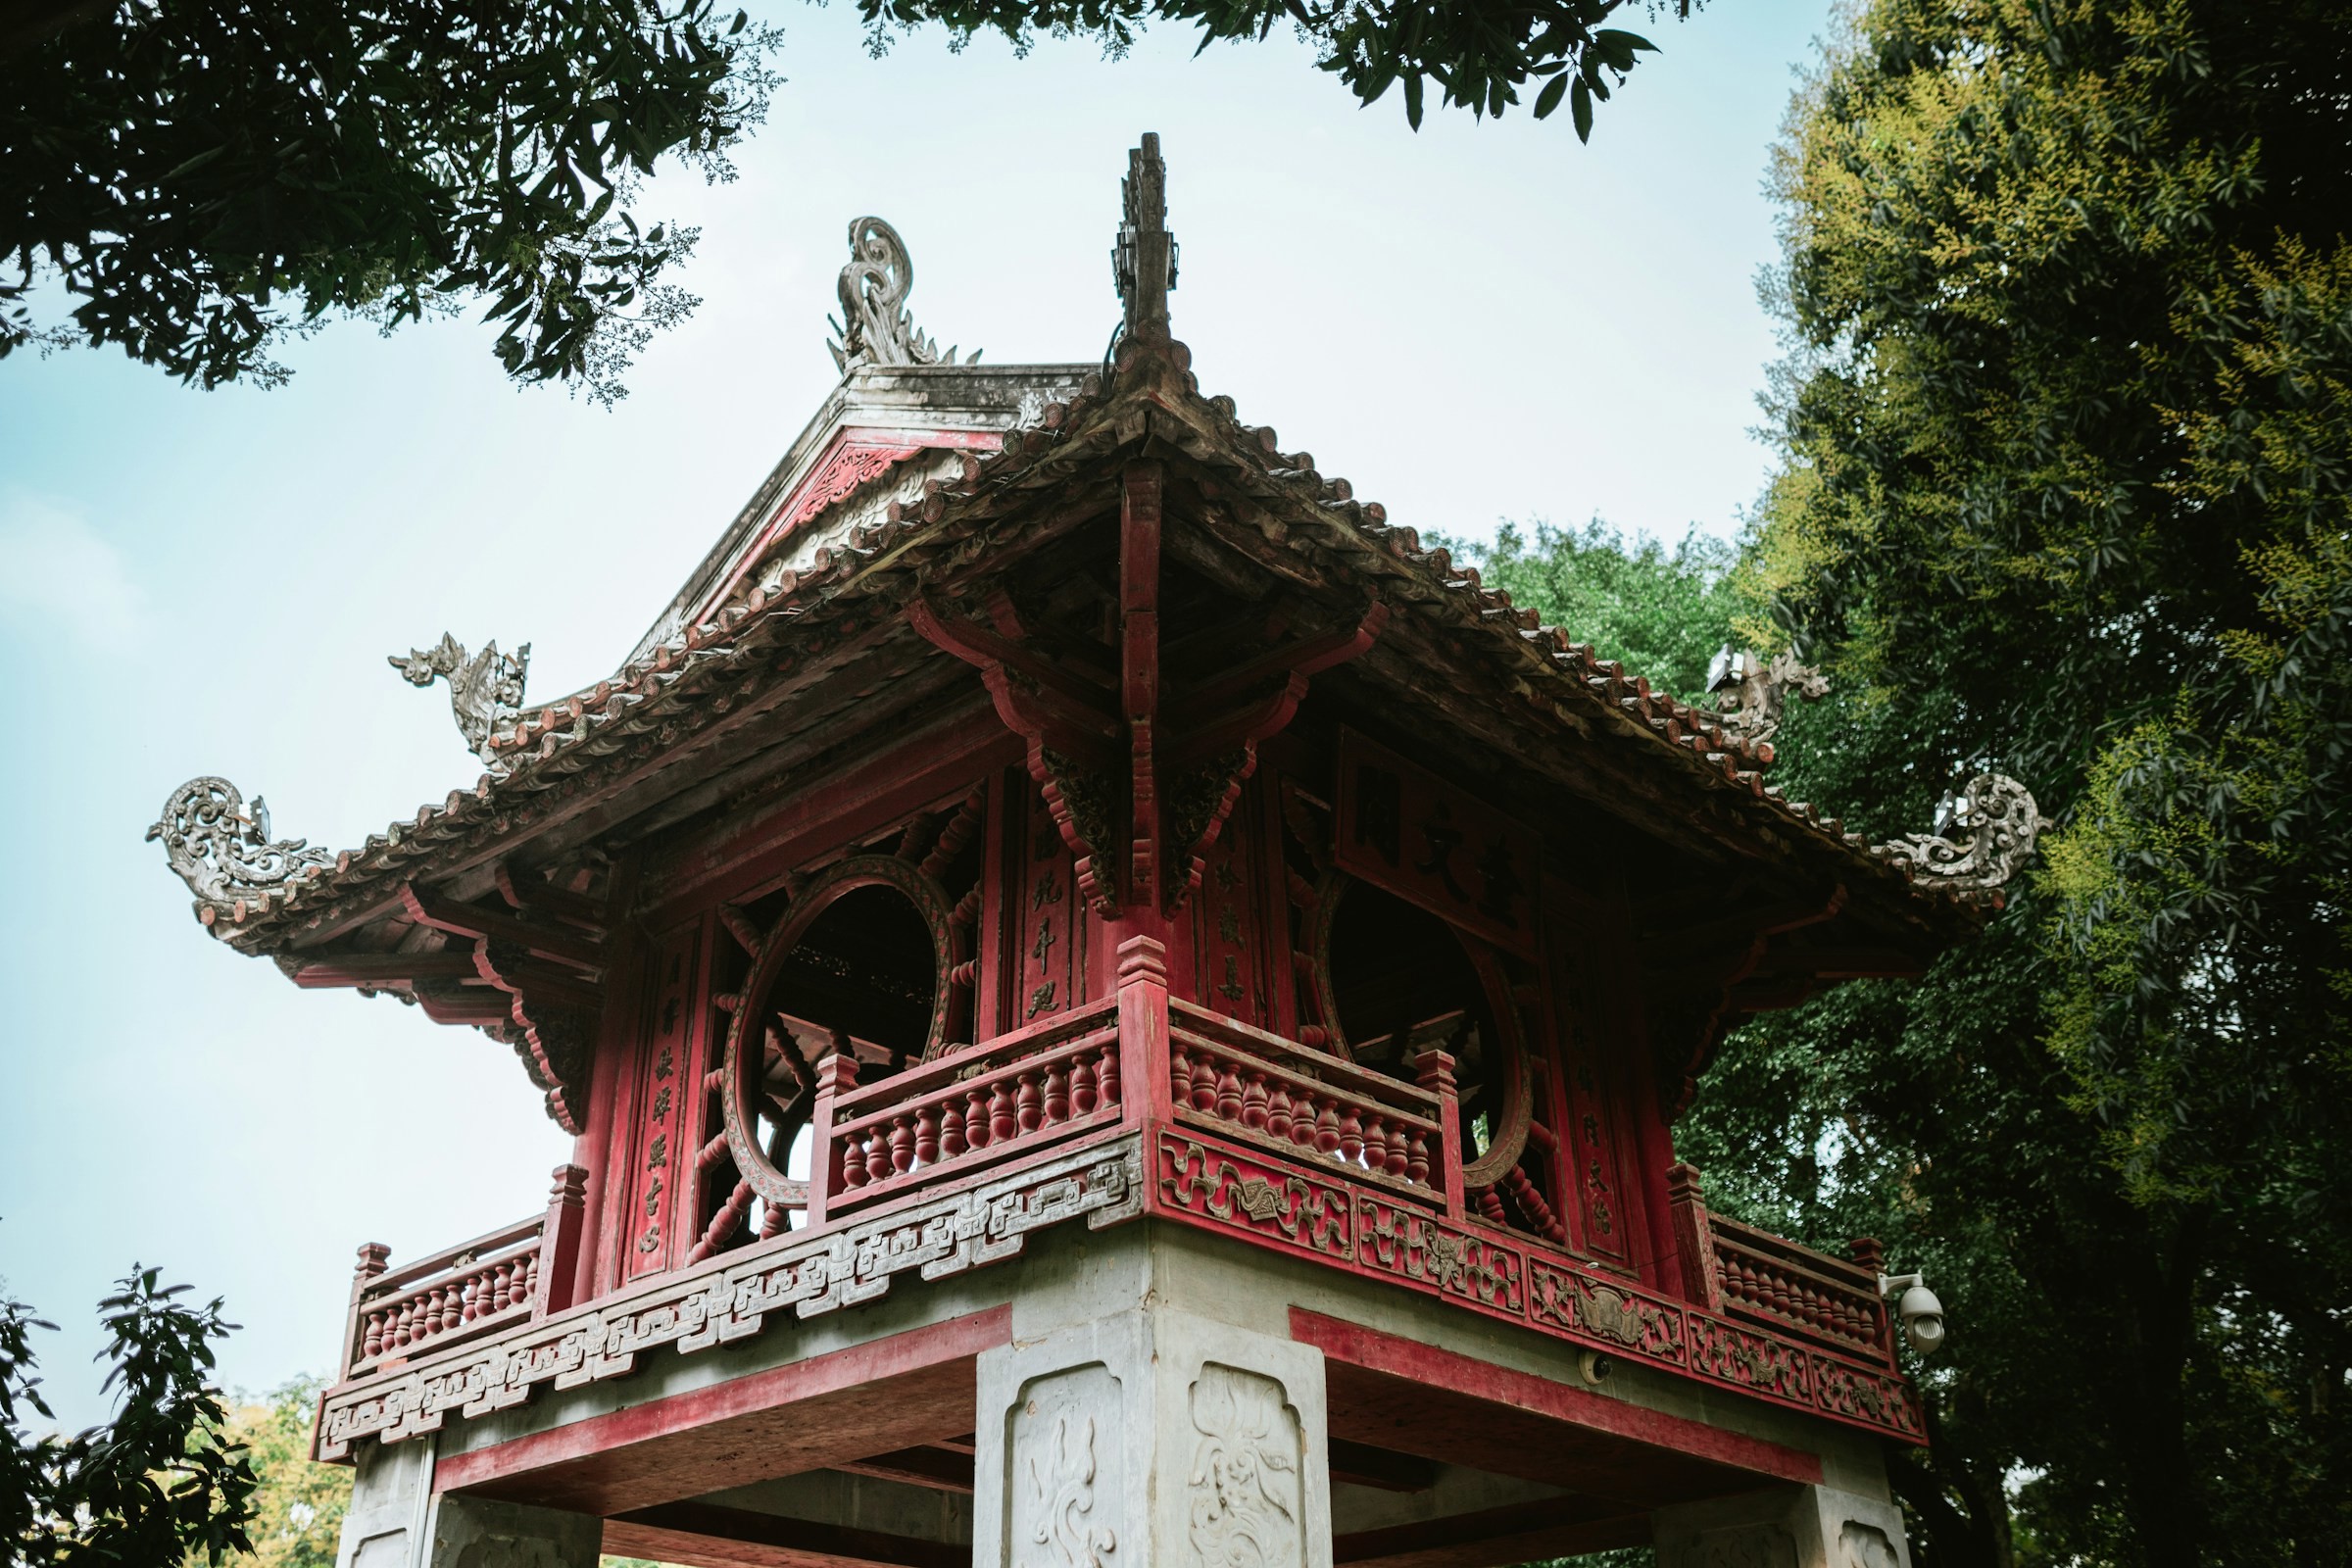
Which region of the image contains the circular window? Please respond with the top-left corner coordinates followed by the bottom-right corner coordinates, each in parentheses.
top-left (719, 856), bottom-right (957, 1232)
top-left (1311, 874), bottom-right (1531, 1189)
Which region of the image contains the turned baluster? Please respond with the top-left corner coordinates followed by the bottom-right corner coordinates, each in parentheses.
top-left (1240, 1071), bottom-right (1269, 1130)
top-left (1266, 1083), bottom-right (1293, 1143)
top-left (1361, 1116), bottom-right (1388, 1175)
top-left (1476, 1188), bottom-right (1508, 1226)
top-left (1385, 1120), bottom-right (1410, 1179)
top-left (1016, 1070), bottom-right (1044, 1133)
top-left (885, 1115), bottom-right (913, 1175)
top-left (1313, 1100), bottom-right (1341, 1155)
top-left (1338, 1106), bottom-right (1364, 1164)
top-left (990, 1079), bottom-right (1016, 1142)
top-left (1406, 1130), bottom-right (1432, 1187)
top-left (940, 1098), bottom-right (967, 1158)
top-left (363, 1311), bottom-right (385, 1359)
top-left (1071, 1051), bottom-right (1099, 1115)
top-left (1293, 1093), bottom-right (1321, 1149)
top-left (520, 1254), bottom-right (539, 1303)
top-left (1097, 1042), bottom-right (1119, 1106)
top-left (839, 1125), bottom-right (869, 1187)
top-left (963, 1088), bottom-right (990, 1150)
top-left (1191, 1053), bottom-right (1220, 1114)
top-left (459, 1275), bottom-right (479, 1323)
top-left (1044, 1058), bottom-right (1070, 1124)
top-left (915, 1107), bottom-right (941, 1165)
top-left (1169, 1044), bottom-right (1194, 1109)
top-left (393, 1298), bottom-right (413, 1348)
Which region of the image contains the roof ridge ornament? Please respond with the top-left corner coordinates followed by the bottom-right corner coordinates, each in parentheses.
top-left (1113, 132), bottom-right (1177, 342)
top-left (1704, 645), bottom-right (1828, 749)
top-left (390, 633), bottom-right (530, 761)
top-left (826, 217), bottom-right (975, 373)
top-left (1876, 773), bottom-right (2042, 894)
top-left (148, 776), bottom-right (332, 911)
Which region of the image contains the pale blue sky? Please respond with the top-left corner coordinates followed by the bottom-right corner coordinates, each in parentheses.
top-left (0, 0), bottom-right (1832, 1428)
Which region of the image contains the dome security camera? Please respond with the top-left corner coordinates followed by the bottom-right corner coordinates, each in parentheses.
top-left (1879, 1272), bottom-right (1946, 1356)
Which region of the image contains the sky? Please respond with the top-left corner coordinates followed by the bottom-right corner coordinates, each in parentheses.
top-left (0, 0), bottom-right (1834, 1430)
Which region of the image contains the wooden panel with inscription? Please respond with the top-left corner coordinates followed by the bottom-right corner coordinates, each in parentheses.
top-left (1335, 730), bottom-right (1541, 959)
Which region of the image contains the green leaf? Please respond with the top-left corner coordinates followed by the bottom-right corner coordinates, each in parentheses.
top-left (1534, 72), bottom-right (1568, 119)
top-left (1570, 75), bottom-right (1592, 140)
top-left (1403, 72), bottom-right (1424, 129)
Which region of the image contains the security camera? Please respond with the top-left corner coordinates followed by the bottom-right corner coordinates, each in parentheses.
top-left (1578, 1349), bottom-right (1616, 1386)
top-left (1879, 1272), bottom-right (1946, 1356)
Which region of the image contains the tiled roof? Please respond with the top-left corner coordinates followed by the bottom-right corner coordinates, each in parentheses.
top-left (198, 338), bottom-right (1982, 954)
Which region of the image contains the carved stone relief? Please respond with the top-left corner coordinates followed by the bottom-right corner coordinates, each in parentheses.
top-left (1011, 1365), bottom-right (1122, 1568)
top-left (1186, 1363), bottom-right (1304, 1568)
top-left (1838, 1522), bottom-right (1901, 1568)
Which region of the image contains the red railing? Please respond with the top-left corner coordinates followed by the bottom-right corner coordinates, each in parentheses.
top-left (1705, 1212), bottom-right (1891, 1365)
top-left (1166, 1001), bottom-right (1447, 1204)
top-left (337, 1164), bottom-right (585, 1380)
top-left (818, 999), bottom-right (1124, 1217)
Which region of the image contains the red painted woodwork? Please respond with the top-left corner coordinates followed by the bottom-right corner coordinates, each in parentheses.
top-left (434, 1307), bottom-right (1012, 1514)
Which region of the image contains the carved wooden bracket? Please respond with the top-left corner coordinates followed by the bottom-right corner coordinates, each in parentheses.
top-left (908, 465), bottom-right (1386, 916)
top-left (1642, 883), bottom-right (1849, 1119)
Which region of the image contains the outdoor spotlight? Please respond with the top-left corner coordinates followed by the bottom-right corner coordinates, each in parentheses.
top-left (1878, 1271), bottom-right (1946, 1356)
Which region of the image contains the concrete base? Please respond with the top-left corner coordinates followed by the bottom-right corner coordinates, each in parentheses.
top-left (1652, 1483), bottom-right (1910, 1568)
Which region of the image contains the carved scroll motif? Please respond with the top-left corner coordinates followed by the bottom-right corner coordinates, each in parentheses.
top-left (1019, 1389), bottom-right (1119, 1568)
top-left (389, 633), bottom-right (530, 760)
top-left (148, 776), bottom-right (333, 911)
top-left (1875, 773), bottom-right (2041, 894)
top-left (1187, 1364), bottom-right (1303, 1568)
top-left (1703, 648), bottom-right (1827, 748)
top-left (827, 218), bottom-right (974, 373)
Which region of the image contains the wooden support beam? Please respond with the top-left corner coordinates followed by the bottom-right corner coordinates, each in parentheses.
top-left (473, 944), bottom-right (605, 1012)
top-left (603, 1501), bottom-right (966, 1568)
top-left (1328, 1438), bottom-right (1439, 1494)
top-left (829, 1446), bottom-right (975, 1494)
top-left (1333, 1495), bottom-right (1650, 1568)
top-left (495, 863), bottom-right (610, 927)
top-left (288, 952), bottom-right (479, 987)
top-left (401, 883), bottom-right (603, 970)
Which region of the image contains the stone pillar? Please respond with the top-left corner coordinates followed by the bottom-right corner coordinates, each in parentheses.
top-left (421, 1494), bottom-right (603, 1568)
top-left (333, 1436), bottom-right (435, 1568)
top-left (975, 1306), bottom-right (1332, 1568)
top-left (1652, 1483), bottom-right (1911, 1568)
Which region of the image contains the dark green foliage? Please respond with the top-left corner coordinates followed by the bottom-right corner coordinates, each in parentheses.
top-left (2, 1268), bottom-right (260, 1567)
top-left (1447, 518), bottom-right (1736, 703)
top-left (849, 0), bottom-right (1675, 133)
top-left (1, 0), bottom-right (780, 398)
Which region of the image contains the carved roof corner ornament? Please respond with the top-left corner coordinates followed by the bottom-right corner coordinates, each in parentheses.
top-left (148, 776), bottom-right (333, 914)
top-left (1876, 773), bottom-right (2042, 896)
top-left (1112, 131), bottom-right (1178, 348)
top-left (390, 633), bottom-right (530, 761)
top-left (826, 217), bottom-right (977, 374)
top-left (1704, 646), bottom-right (1829, 751)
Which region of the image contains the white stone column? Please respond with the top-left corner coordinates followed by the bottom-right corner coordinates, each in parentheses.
top-left (333, 1436), bottom-right (436, 1568)
top-left (1651, 1482), bottom-right (1911, 1568)
top-left (975, 1307), bottom-right (1333, 1568)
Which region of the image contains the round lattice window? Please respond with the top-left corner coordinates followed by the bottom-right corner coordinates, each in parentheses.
top-left (1310, 873), bottom-right (1533, 1190)
top-left (717, 856), bottom-right (959, 1232)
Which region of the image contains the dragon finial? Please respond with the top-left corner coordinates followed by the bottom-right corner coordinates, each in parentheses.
top-left (1705, 646), bottom-right (1829, 750)
top-left (1876, 774), bottom-right (2043, 896)
top-left (148, 776), bottom-right (333, 915)
top-left (389, 633), bottom-right (529, 760)
top-left (826, 218), bottom-right (975, 374)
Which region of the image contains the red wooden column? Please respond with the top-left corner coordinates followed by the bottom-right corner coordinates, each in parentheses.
top-left (1413, 1047), bottom-right (1467, 1220)
top-left (535, 1164), bottom-right (589, 1318)
top-left (803, 1054), bottom-right (858, 1230)
top-left (1121, 462), bottom-right (1164, 912)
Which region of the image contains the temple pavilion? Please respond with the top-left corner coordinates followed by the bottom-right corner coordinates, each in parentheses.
top-left (151, 137), bottom-right (2036, 1568)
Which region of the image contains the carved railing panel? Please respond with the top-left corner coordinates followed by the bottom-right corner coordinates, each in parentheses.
top-left (343, 1217), bottom-right (544, 1379)
top-left (1706, 1213), bottom-right (1892, 1366)
top-left (825, 999), bottom-right (1124, 1212)
top-left (1167, 1000), bottom-right (1445, 1203)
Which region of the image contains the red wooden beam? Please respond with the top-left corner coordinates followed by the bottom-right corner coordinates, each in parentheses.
top-left (603, 1500), bottom-right (966, 1568)
top-left (288, 953), bottom-right (479, 987)
top-left (434, 1306), bottom-right (1011, 1515)
top-left (401, 884), bottom-right (603, 970)
top-left (1291, 1308), bottom-right (1822, 1506)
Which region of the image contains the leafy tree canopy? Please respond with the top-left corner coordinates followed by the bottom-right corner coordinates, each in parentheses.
top-left (0, 0), bottom-right (1687, 397)
top-left (184, 1381), bottom-right (345, 1568)
top-left (3, 1268), bottom-right (260, 1568)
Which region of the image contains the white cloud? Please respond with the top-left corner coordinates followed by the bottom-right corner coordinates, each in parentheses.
top-left (0, 491), bottom-right (147, 648)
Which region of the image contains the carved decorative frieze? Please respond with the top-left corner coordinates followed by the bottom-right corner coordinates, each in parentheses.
top-left (1875, 773), bottom-right (2042, 895)
top-left (1157, 1136), bottom-right (1352, 1260)
top-left (389, 633), bottom-right (530, 761)
top-left (149, 777), bottom-right (333, 912)
top-left (1150, 1125), bottom-right (1923, 1445)
top-left (1186, 1364), bottom-right (1304, 1568)
top-left (317, 1137), bottom-right (1144, 1459)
